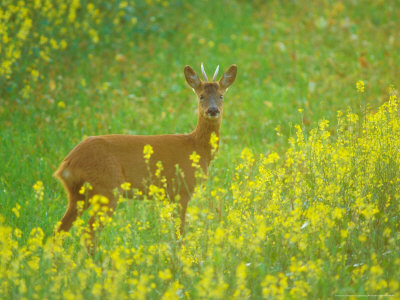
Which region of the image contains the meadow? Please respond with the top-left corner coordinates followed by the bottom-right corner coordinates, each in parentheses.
top-left (1, 0), bottom-right (400, 298)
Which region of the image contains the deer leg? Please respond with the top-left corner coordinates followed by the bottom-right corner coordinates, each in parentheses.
top-left (57, 203), bottom-right (78, 232)
top-left (56, 187), bottom-right (86, 233)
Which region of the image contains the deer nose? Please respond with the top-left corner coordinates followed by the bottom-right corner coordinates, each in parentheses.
top-left (207, 107), bottom-right (219, 117)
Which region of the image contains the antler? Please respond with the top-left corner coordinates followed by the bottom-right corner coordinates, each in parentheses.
top-left (213, 65), bottom-right (219, 82)
top-left (201, 63), bottom-right (208, 82)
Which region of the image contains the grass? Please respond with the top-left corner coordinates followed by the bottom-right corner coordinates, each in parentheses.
top-left (1, 0), bottom-right (400, 298)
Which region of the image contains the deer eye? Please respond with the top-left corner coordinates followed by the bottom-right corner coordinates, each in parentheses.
top-left (220, 95), bottom-right (224, 100)
top-left (200, 95), bottom-right (204, 100)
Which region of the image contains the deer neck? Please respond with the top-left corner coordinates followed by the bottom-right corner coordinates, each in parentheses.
top-left (191, 113), bottom-right (221, 163)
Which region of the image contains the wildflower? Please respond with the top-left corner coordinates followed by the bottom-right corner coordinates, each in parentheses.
top-left (12, 204), bottom-right (21, 218)
top-left (143, 144), bottom-right (154, 161)
top-left (60, 40), bottom-right (67, 49)
top-left (346, 111), bottom-right (359, 123)
top-left (31, 69), bottom-right (39, 81)
top-left (92, 283), bottom-right (102, 297)
top-left (119, 1), bottom-right (128, 8)
top-left (274, 125), bottom-right (282, 136)
top-left (79, 182), bottom-right (93, 195)
top-left (318, 119), bottom-right (329, 131)
top-left (88, 29), bottom-right (99, 43)
top-left (356, 80), bottom-right (365, 93)
top-left (262, 273), bottom-right (288, 299)
top-left (14, 228), bottom-right (22, 239)
top-left (27, 256), bottom-right (40, 271)
top-left (214, 227), bottom-right (225, 245)
top-left (161, 281), bottom-right (183, 300)
top-left (209, 132), bottom-right (219, 153)
top-left (158, 268), bottom-right (172, 280)
top-left (233, 262), bottom-right (251, 299)
top-left (148, 184), bottom-right (166, 200)
top-left (358, 234), bottom-right (367, 243)
top-left (155, 161), bottom-right (164, 178)
top-left (121, 182), bottom-right (131, 191)
top-left (33, 180), bottom-right (43, 192)
top-left (189, 151), bottom-right (200, 168)
top-left (265, 152), bottom-right (280, 164)
top-left (57, 101), bottom-right (66, 108)
top-left (88, 195), bottom-right (109, 216)
top-left (32, 180), bottom-right (45, 201)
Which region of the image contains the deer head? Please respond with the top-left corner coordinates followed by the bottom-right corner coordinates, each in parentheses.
top-left (184, 64), bottom-right (237, 121)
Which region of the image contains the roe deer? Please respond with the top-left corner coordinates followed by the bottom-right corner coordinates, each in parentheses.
top-left (54, 63), bottom-right (237, 245)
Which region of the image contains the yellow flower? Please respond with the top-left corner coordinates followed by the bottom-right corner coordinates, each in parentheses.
top-left (161, 281), bottom-right (182, 300)
top-left (148, 184), bottom-right (166, 200)
top-left (143, 144), bottom-right (154, 161)
top-left (158, 268), bottom-right (172, 280)
top-left (190, 151), bottom-right (201, 168)
top-left (264, 152), bottom-right (280, 164)
top-left (210, 132), bottom-right (219, 152)
top-left (121, 182), bottom-right (131, 191)
top-left (233, 262), bottom-right (250, 299)
top-left (31, 69), bottom-right (39, 81)
top-left (155, 161), bottom-right (164, 178)
top-left (60, 40), bottom-right (67, 49)
top-left (88, 29), bottom-right (99, 43)
top-left (119, 1), bottom-right (128, 8)
top-left (79, 182), bottom-right (93, 194)
top-left (214, 227), bottom-right (225, 245)
top-left (356, 80), bottom-right (365, 93)
top-left (14, 228), bottom-right (22, 239)
top-left (27, 256), bottom-right (40, 271)
top-left (358, 234), bottom-right (367, 243)
top-left (12, 204), bottom-right (21, 218)
top-left (33, 181), bottom-right (43, 192)
top-left (92, 283), bottom-right (102, 297)
top-left (33, 181), bottom-right (44, 201)
top-left (274, 125), bottom-right (282, 136)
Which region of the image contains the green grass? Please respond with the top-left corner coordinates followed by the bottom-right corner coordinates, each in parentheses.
top-left (1, 0), bottom-right (400, 298)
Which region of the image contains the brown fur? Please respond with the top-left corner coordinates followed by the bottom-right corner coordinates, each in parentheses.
top-left (54, 64), bottom-right (237, 247)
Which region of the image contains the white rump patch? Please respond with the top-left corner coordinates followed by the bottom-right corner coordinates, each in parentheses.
top-left (62, 170), bottom-right (71, 179)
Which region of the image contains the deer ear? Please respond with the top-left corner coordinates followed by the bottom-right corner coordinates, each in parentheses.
top-left (184, 65), bottom-right (201, 90)
top-left (219, 64), bottom-right (237, 90)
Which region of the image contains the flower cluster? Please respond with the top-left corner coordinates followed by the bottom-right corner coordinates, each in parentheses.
top-left (0, 0), bottom-right (139, 97)
top-left (1, 93), bottom-right (400, 298)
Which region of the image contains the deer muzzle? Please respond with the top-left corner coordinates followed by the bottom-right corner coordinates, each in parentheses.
top-left (206, 106), bottom-right (220, 119)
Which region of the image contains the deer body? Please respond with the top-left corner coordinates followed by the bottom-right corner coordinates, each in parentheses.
top-left (55, 64), bottom-right (237, 243)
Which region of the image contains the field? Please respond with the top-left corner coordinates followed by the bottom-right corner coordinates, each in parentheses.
top-left (1, 0), bottom-right (400, 298)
